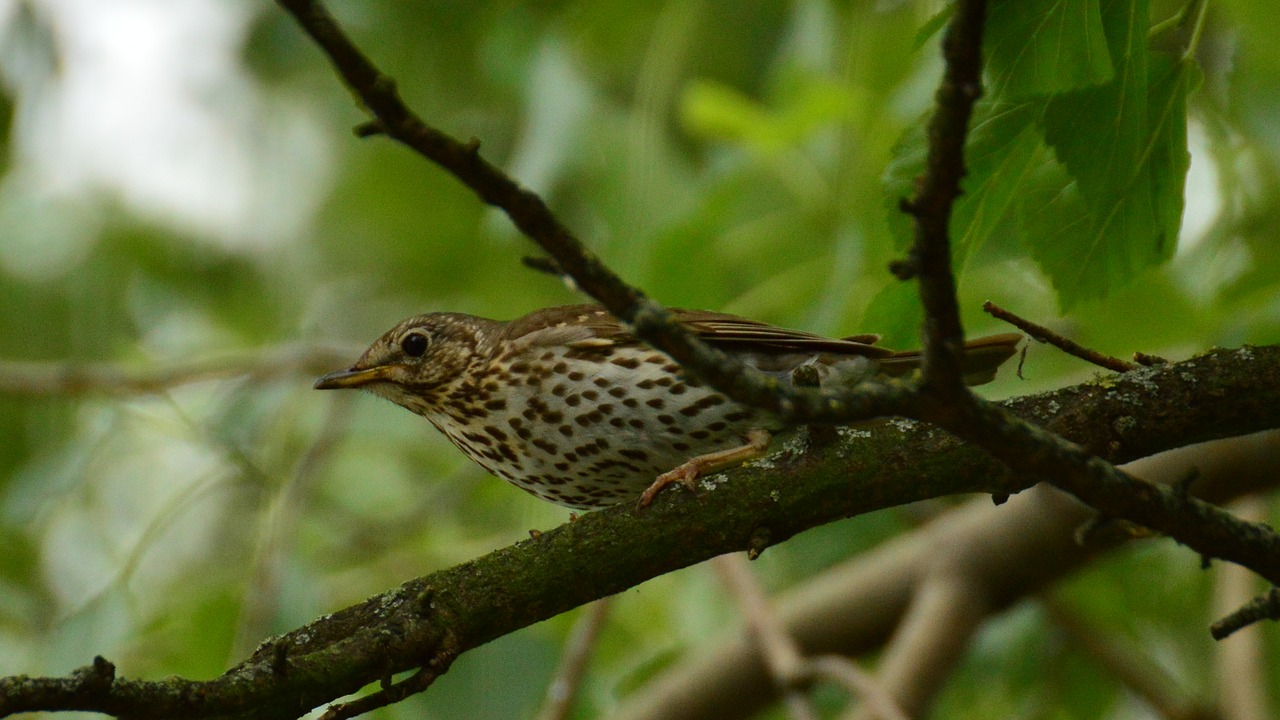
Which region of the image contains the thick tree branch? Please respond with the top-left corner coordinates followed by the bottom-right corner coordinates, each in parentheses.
top-left (3, 349), bottom-right (1279, 719)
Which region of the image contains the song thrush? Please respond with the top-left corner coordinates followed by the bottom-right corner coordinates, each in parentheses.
top-left (315, 304), bottom-right (1021, 509)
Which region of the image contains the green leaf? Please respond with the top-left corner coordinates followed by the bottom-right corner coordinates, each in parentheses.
top-left (951, 100), bottom-right (1050, 269)
top-left (1041, 0), bottom-right (1154, 209)
top-left (986, 0), bottom-right (1114, 98)
top-left (913, 4), bottom-right (954, 50)
top-left (883, 99), bottom-right (1048, 269)
top-left (678, 76), bottom-right (855, 154)
top-left (1029, 0), bottom-right (1195, 308)
top-left (860, 280), bottom-right (923, 349)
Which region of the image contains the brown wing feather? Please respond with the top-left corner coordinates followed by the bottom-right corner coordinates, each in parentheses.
top-left (502, 304), bottom-right (1021, 385)
top-left (876, 332), bottom-right (1022, 384)
top-left (504, 304), bottom-right (895, 357)
top-left (673, 311), bottom-right (896, 358)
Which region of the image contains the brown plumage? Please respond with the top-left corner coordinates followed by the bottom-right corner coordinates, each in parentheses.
top-left (315, 304), bottom-right (1021, 509)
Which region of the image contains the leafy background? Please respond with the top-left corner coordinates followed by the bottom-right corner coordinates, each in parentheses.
top-left (0, 0), bottom-right (1277, 718)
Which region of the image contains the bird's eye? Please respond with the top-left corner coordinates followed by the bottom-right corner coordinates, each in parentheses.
top-left (400, 332), bottom-right (429, 358)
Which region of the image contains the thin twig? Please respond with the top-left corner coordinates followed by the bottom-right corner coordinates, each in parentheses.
top-left (522, 255), bottom-right (565, 277)
top-left (983, 301), bottom-right (1138, 372)
top-left (1212, 585), bottom-right (1280, 640)
top-left (1134, 351), bottom-right (1169, 366)
top-left (903, 0), bottom-right (988, 393)
top-left (319, 664), bottom-right (443, 720)
top-left (535, 598), bottom-right (614, 720)
top-left (1213, 497), bottom-right (1274, 720)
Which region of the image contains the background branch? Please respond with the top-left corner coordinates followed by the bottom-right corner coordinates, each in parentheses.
top-left (0, 346), bottom-right (355, 396)
top-left (534, 598), bottom-right (613, 720)
top-left (713, 554), bottom-right (908, 720)
top-left (1043, 597), bottom-right (1213, 720)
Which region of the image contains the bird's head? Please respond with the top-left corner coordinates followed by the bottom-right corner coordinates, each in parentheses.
top-left (314, 313), bottom-right (493, 413)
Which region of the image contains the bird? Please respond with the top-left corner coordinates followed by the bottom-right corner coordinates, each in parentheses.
top-left (314, 304), bottom-right (1021, 509)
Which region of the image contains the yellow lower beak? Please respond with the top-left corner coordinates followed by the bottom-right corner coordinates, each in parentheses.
top-left (314, 366), bottom-right (390, 390)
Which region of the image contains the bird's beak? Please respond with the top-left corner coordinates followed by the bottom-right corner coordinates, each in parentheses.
top-left (314, 365), bottom-right (391, 390)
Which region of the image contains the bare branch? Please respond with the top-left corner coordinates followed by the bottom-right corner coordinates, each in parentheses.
top-left (900, 0), bottom-right (988, 393)
top-left (983, 301), bottom-right (1139, 373)
top-left (318, 664), bottom-right (448, 720)
top-left (1213, 498), bottom-right (1274, 720)
top-left (0, 345), bottom-right (355, 397)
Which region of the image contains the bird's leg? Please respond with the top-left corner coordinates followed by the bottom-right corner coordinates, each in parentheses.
top-left (638, 429), bottom-right (773, 507)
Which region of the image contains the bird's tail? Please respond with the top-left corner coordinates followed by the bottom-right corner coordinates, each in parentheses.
top-left (877, 333), bottom-right (1023, 386)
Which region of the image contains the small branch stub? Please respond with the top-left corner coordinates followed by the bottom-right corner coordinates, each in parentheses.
top-left (983, 301), bottom-right (1138, 373)
top-left (1211, 587), bottom-right (1280, 640)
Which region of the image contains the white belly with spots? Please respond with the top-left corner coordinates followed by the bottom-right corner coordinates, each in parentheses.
top-left (428, 346), bottom-right (767, 508)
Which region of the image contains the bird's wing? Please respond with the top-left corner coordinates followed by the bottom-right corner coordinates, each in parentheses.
top-left (505, 304), bottom-right (896, 358)
top-left (668, 310), bottom-right (895, 357)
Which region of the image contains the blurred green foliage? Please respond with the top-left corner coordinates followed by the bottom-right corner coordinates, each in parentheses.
top-left (0, 1), bottom-right (1277, 718)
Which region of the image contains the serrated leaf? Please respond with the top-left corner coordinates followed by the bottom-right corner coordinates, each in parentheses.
top-left (1028, 0), bottom-right (1194, 308)
top-left (986, 0), bottom-right (1114, 98)
top-left (1040, 0), bottom-right (1152, 207)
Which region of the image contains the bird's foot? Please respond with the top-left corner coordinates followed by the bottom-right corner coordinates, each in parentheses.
top-left (637, 429), bottom-right (773, 508)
